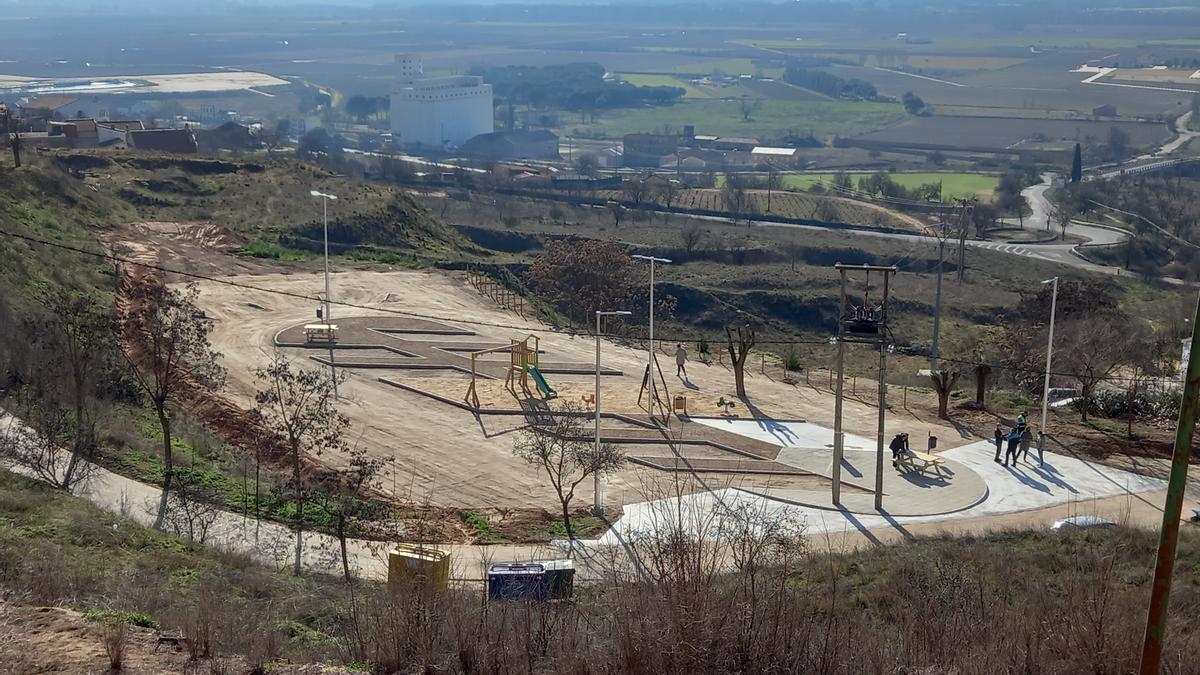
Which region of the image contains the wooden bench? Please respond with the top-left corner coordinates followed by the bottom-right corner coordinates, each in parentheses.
top-left (895, 450), bottom-right (946, 476)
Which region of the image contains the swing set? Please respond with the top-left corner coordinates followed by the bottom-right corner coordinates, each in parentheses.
top-left (464, 335), bottom-right (556, 408)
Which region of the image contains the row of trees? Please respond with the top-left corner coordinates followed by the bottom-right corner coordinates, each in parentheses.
top-left (474, 62), bottom-right (685, 112)
top-left (781, 66), bottom-right (877, 100)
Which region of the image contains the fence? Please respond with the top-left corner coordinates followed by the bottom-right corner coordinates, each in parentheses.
top-left (465, 268), bottom-right (527, 319)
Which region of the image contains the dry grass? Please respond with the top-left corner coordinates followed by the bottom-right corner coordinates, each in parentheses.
top-left (101, 622), bottom-right (126, 671)
top-left (3, 447), bottom-right (1200, 673)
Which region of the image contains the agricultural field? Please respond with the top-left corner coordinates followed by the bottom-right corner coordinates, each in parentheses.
top-left (851, 115), bottom-right (1171, 151)
top-left (558, 99), bottom-right (907, 142)
top-left (618, 73), bottom-right (712, 98)
top-left (776, 173), bottom-right (999, 201)
top-left (738, 78), bottom-right (830, 101)
top-left (595, 188), bottom-right (917, 230)
top-left (1102, 68), bottom-right (1200, 89)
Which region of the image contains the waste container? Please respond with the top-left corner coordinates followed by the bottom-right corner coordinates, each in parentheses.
top-left (388, 544), bottom-right (450, 591)
top-left (927, 435), bottom-right (938, 451)
top-left (487, 560), bottom-right (575, 601)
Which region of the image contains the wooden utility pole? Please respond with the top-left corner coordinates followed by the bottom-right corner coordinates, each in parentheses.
top-left (1139, 291), bottom-right (1200, 674)
top-left (832, 263), bottom-right (898, 509)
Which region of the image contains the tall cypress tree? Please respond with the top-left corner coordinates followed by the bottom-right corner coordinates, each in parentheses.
top-left (1070, 143), bottom-right (1082, 183)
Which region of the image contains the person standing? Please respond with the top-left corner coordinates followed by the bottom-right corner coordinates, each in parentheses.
top-left (1004, 428), bottom-right (1021, 467)
top-left (890, 432), bottom-right (911, 468)
top-left (1019, 426), bottom-right (1033, 463)
top-left (1016, 411), bottom-right (1028, 433)
top-left (674, 343), bottom-right (688, 379)
top-left (993, 424), bottom-right (1004, 463)
top-left (1037, 430), bottom-right (1047, 467)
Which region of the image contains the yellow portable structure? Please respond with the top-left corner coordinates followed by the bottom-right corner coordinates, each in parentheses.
top-left (387, 544), bottom-right (450, 590)
top-left (464, 334), bottom-right (540, 408)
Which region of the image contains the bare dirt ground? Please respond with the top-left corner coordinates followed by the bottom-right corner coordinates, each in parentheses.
top-left (189, 265), bottom-right (974, 512)
top-left (0, 600), bottom-right (352, 675)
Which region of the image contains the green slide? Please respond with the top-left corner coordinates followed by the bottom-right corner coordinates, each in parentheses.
top-left (527, 365), bottom-right (557, 399)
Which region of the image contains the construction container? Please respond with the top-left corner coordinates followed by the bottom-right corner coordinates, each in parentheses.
top-left (388, 544), bottom-right (450, 591)
top-left (487, 560), bottom-right (575, 601)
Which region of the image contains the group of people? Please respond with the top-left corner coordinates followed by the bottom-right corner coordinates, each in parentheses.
top-left (994, 411), bottom-right (1046, 468)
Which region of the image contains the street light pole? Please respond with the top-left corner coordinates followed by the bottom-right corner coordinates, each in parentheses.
top-left (594, 310), bottom-right (631, 515)
top-left (931, 236), bottom-right (945, 371)
top-left (1040, 277), bottom-right (1059, 433)
top-left (310, 190), bottom-right (339, 398)
top-left (632, 254), bottom-right (672, 420)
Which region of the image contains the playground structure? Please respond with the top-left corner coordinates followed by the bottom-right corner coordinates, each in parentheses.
top-left (465, 334), bottom-right (556, 408)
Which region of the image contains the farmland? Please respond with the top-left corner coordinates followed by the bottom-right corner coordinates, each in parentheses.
top-left (850, 115), bottom-right (1171, 151)
top-left (776, 173), bottom-right (1000, 200)
top-left (558, 99), bottom-right (907, 142)
top-left (594, 188), bottom-right (918, 230)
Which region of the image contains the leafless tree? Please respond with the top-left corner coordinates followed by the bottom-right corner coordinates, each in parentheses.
top-left (607, 200), bottom-right (626, 228)
top-left (0, 394), bottom-right (95, 491)
top-left (30, 289), bottom-right (112, 491)
top-left (680, 221), bottom-right (705, 254)
top-left (784, 239), bottom-right (804, 271)
top-left (316, 438), bottom-right (390, 582)
top-left (253, 350), bottom-right (348, 576)
top-left (156, 470), bottom-right (221, 544)
top-left (929, 369), bottom-right (961, 419)
top-left (739, 96), bottom-right (762, 121)
top-left (725, 323), bottom-right (756, 398)
top-left (1049, 197), bottom-right (1075, 241)
top-left (120, 283), bottom-right (225, 530)
top-left (1056, 319), bottom-right (1140, 422)
top-left (511, 401), bottom-right (624, 546)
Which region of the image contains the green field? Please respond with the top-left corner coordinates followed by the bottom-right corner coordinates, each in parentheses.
top-left (559, 99), bottom-right (906, 142)
top-left (618, 73), bottom-right (712, 98)
top-left (781, 172), bottom-right (999, 200)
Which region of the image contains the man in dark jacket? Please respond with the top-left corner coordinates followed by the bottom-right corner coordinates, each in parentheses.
top-left (994, 424), bottom-right (1004, 463)
top-left (890, 432), bottom-right (911, 468)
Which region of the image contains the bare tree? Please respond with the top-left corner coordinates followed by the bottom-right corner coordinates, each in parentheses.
top-left (929, 369), bottom-right (960, 419)
top-left (725, 323), bottom-right (756, 398)
top-left (660, 180), bottom-right (680, 212)
top-left (120, 283), bottom-right (225, 530)
top-left (784, 239), bottom-right (804, 271)
top-left (739, 96), bottom-right (761, 121)
top-left (680, 221), bottom-right (705, 254)
top-left (30, 289), bottom-right (112, 491)
top-left (1049, 197), bottom-right (1075, 241)
top-left (157, 470), bottom-right (220, 543)
top-left (253, 351), bottom-right (348, 576)
top-left (511, 401), bottom-right (623, 546)
top-left (1057, 319), bottom-right (1139, 422)
top-left (316, 440), bottom-right (390, 582)
top-left (0, 394), bottom-right (95, 491)
top-left (607, 201), bottom-right (625, 228)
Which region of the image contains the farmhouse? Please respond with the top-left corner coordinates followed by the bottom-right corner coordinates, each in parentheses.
top-left (751, 146), bottom-right (803, 166)
top-left (623, 132), bottom-right (679, 167)
top-left (390, 54), bottom-right (494, 149)
top-left (460, 129), bottom-right (560, 160)
top-left (127, 128), bottom-right (198, 154)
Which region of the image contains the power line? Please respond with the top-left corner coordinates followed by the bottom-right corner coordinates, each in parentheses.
top-left (3, 227), bottom-right (1177, 385)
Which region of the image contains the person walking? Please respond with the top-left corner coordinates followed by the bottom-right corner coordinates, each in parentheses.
top-left (1004, 428), bottom-right (1021, 467)
top-left (1016, 411), bottom-right (1028, 433)
top-left (993, 424), bottom-right (1004, 463)
top-left (1019, 426), bottom-right (1033, 463)
top-left (1037, 430), bottom-right (1047, 467)
top-left (675, 343), bottom-right (688, 379)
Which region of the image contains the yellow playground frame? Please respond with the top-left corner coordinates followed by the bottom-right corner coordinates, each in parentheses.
top-left (464, 335), bottom-right (543, 408)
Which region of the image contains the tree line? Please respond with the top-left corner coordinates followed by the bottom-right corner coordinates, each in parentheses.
top-left (473, 62), bottom-right (685, 112)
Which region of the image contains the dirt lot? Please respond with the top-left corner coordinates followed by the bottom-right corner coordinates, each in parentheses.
top-left (190, 267), bottom-right (972, 512)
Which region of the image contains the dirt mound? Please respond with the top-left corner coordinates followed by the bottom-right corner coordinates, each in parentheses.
top-left (135, 221), bottom-right (248, 251)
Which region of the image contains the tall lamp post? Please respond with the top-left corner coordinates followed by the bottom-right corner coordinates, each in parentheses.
top-left (310, 190), bottom-right (339, 398)
top-left (594, 310), bottom-right (631, 515)
top-left (632, 254), bottom-right (672, 419)
top-left (1039, 277), bottom-right (1059, 432)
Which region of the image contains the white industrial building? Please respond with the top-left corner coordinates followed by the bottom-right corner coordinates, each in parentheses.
top-left (390, 55), bottom-right (493, 150)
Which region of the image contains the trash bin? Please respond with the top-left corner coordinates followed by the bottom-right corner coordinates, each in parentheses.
top-left (487, 560), bottom-right (575, 601)
top-left (388, 544), bottom-right (450, 591)
top-left (927, 435), bottom-right (938, 451)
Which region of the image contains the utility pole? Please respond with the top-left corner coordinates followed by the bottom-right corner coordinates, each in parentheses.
top-left (931, 234), bottom-right (946, 371)
top-left (310, 190), bottom-right (339, 399)
top-left (1039, 277), bottom-right (1059, 432)
top-left (832, 263), bottom-right (897, 509)
top-left (594, 310), bottom-right (631, 515)
top-left (633, 254), bottom-right (671, 421)
top-left (874, 269), bottom-right (894, 511)
top-left (1139, 291), bottom-right (1200, 675)
top-left (832, 269), bottom-right (848, 505)
top-left (766, 162), bottom-right (774, 213)
top-left (956, 199), bottom-right (973, 283)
